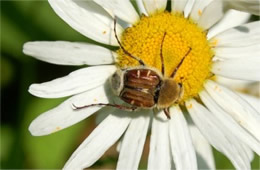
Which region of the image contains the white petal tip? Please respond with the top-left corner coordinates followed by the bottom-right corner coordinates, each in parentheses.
top-left (23, 42), bottom-right (30, 49)
top-left (28, 121), bottom-right (42, 136)
top-left (28, 84), bottom-right (35, 94)
top-left (23, 42), bottom-right (35, 55)
top-left (28, 84), bottom-right (42, 97)
top-left (29, 120), bottom-right (62, 136)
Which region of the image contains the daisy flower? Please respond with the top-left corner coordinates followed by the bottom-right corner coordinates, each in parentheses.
top-left (23, 0), bottom-right (260, 169)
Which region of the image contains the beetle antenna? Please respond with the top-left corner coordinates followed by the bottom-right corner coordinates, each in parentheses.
top-left (72, 103), bottom-right (137, 112)
top-left (160, 32), bottom-right (167, 76)
top-left (114, 18), bottom-right (145, 66)
top-left (170, 47), bottom-right (192, 78)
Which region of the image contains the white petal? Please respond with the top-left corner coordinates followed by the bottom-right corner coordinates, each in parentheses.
top-left (215, 76), bottom-right (258, 94)
top-left (215, 76), bottom-right (252, 87)
top-left (142, 0), bottom-right (167, 15)
top-left (214, 44), bottom-right (260, 59)
top-left (207, 9), bottom-right (251, 39)
top-left (116, 139), bottom-right (122, 153)
top-left (189, 125), bottom-right (216, 170)
top-left (93, 0), bottom-right (139, 24)
top-left (189, 0), bottom-right (213, 22)
top-left (225, 0), bottom-right (260, 16)
top-left (211, 21), bottom-right (260, 47)
top-left (197, 0), bottom-right (224, 30)
top-left (186, 99), bottom-right (251, 169)
top-left (242, 144), bottom-right (255, 162)
top-left (117, 110), bottom-right (150, 170)
top-left (23, 41), bottom-right (116, 66)
top-left (183, 0), bottom-right (195, 18)
top-left (204, 80), bottom-right (260, 142)
top-left (64, 110), bottom-right (131, 169)
top-left (200, 90), bottom-right (260, 155)
top-left (95, 98), bottom-right (125, 125)
top-left (212, 57), bottom-right (260, 81)
top-left (136, 0), bottom-right (148, 15)
top-left (169, 106), bottom-right (197, 170)
top-left (238, 93), bottom-right (260, 112)
top-left (29, 65), bottom-right (116, 98)
top-left (171, 0), bottom-right (188, 14)
top-left (48, 0), bottom-right (123, 45)
top-left (148, 111), bottom-right (172, 170)
top-left (29, 86), bottom-right (111, 136)
top-left (95, 108), bottom-right (111, 125)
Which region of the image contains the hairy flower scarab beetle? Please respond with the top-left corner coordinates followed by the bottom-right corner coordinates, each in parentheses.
top-left (73, 20), bottom-right (191, 119)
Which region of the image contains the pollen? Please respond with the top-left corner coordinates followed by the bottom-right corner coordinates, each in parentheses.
top-left (187, 103), bottom-right (193, 109)
top-left (117, 12), bottom-right (214, 102)
top-left (210, 38), bottom-right (219, 47)
top-left (198, 10), bottom-right (202, 16)
top-left (52, 126), bottom-right (61, 133)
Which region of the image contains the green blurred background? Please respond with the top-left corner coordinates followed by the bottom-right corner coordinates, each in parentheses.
top-left (1, 1), bottom-right (259, 169)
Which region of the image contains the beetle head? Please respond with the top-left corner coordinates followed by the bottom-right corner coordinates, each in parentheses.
top-left (110, 69), bottom-right (124, 96)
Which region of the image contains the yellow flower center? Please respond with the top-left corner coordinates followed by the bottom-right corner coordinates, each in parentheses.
top-left (117, 12), bottom-right (214, 103)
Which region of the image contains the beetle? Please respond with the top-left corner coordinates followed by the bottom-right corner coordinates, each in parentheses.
top-left (73, 19), bottom-right (191, 119)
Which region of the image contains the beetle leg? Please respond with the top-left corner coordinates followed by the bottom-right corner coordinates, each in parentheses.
top-left (163, 108), bottom-right (171, 119)
top-left (178, 83), bottom-right (184, 100)
top-left (72, 103), bottom-right (137, 112)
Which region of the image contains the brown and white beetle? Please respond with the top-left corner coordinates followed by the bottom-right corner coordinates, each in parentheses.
top-left (73, 19), bottom-right (191, 119)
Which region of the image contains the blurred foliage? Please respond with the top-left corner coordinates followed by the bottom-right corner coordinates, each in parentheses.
top-left (0, 0), bottom-right (259, 169)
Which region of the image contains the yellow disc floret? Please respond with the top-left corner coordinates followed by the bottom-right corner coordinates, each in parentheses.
top-left (117, 12), bottom-right (214, 102)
